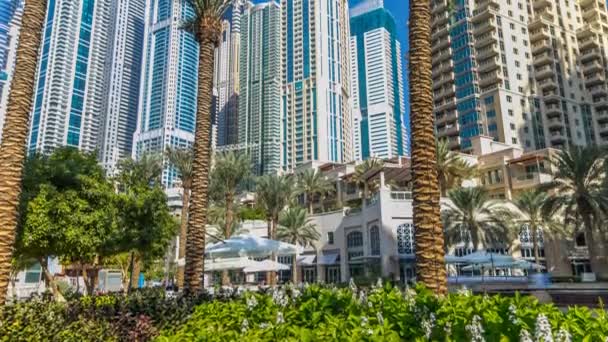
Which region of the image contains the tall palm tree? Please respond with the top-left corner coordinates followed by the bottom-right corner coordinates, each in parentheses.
top-left (409, 0), bottom-right (447, 294)
top-left (443, 187), bottom-right (515, 252)
top-left (513, 190), bottom-right (564, 272)
top-left (297, 169), bottom-right (334, 214)
top-left (212, 151), bottom-right (251, 240)
top-left (545, 146), bottom-right (608, 277)
top-left (256, 174), bottom-right (294, 284)
top-left (165, 147), bottom-right (193, 290)
top-left (0, 0), bottom-right (51, 303)
top-left (207, 203), bottom-right (248, 243)
top-left (278, 207), bottom-right (319, 284)
top-left (181, 0), bottom-right (231, 293)
top-left (436, 139), bottom-right (475, 197)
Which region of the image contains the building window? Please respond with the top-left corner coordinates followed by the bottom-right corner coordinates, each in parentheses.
top-left (347, 231), bottom-right (363, 248)
top-left (575, 232), bottom-right (587, 247)
top-left (369, 226), bottom-right (380, 256)
top-left (519, 224), bottom-right (544, 245)
top-left (327, 232), bottom-right (334, 245)
top-left (397, 223), bottom-right (415, 255)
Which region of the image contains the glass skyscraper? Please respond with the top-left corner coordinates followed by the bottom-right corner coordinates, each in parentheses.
top-left (281, 0), bottom-right (352, 170)
top-left (133, 0), bottom-right (199, 187)
top-left (27, 0), bottom-right (145, 164)
top-left (349, 0), bottom-right (407, 160)
top-left (0, 0), bottom-right (23, 143)
top-left (238, 1), bottom-right (282, 175)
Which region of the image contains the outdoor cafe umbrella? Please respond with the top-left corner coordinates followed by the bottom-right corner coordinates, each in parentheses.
top-left (243, 260), bottom-right (290, 273)
top-left (205, 234), bottom-right (300, 258)
top-left (204, 257), bottom-right (258, 272)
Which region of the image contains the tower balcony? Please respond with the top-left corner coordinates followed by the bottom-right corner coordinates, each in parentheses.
top-left (534, 65), bottom-right (554, 81)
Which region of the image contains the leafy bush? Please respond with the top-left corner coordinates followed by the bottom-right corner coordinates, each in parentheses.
top-left (0, 288), bottom-right (212, 342)
top-left (2, 284), bottom-right (607, 341)
top-left (158, 283), bottom-right (608, 342)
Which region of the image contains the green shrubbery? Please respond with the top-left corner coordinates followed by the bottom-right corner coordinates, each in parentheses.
top-left (1, 284), bottom-right (607, 341)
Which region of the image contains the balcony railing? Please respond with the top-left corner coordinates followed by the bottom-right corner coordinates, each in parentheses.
top-left (391, 191), bottom-right (413, 201)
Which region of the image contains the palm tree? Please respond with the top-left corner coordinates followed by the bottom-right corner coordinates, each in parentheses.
top-left (207, 204), bottom-right (248, 243)
top-left (436, 139), bottom-right (475, 197)
top-left (278, 207), bottom-right (320, 284)
top-left (443, 187), bottom-right (515, 252)
top-left (116, 155), bottom-right (164, 291)
top-left (256, 174), bottom-right (294, 284)
top-left (352, 158), bottom-right (384, 196)
top-left (513, 190), bottom-right (564, 272)
top-left (409, 0), bottom-right (447, 294)
top-left (181, 0), bottom-right (231, 293)
top-left (545, 146), bottom-right (608, 277)
top-left (0, 1), bottom-right (48, 304)
top-left (297, 169), bottom-right (334, 214)
top-left (165, 147), bottom-right (193, 290)
top-left (212, 151), bottom-right (251, 241)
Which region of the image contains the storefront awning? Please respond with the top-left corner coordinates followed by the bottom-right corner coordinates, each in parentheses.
top-left (297, 255), bottom-right (316, 266)
top-left (318, 253), bottom-right (339, 265)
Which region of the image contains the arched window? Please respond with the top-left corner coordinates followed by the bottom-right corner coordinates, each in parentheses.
top-left (347, 231), bottom-right (363, 248)
top-left (369, 226), bottom-right (380, 256)
top-left (397, 223), bottom-right (415, 255)
top-left (576, 232), bottom-right (587, 247)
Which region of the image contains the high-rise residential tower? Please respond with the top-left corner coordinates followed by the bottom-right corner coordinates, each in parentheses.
top-left (133, 0), bottom-right (199, 187)
top-left (238, 1), bottom-right (282, 175)
top-left (99, 0), bottom-right (146, 172)
top-left (282, 0), bottom-right (352, 170)
top-left (214, 0), bottom-right (245, 148)
top-left (431, 0), bottom-right (538, 152)
top-left (0, 0), bottom-right (23, 142)
top-left (349, 0), bottom-right (407, 160)
top-left (527, 0), bottom-right (596, 148)
top-left (28, 0), bottom-right (114, 154)
top-left (27, 0), bottom-right (146, 164)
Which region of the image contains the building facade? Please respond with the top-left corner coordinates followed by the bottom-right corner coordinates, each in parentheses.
top-left (133, 0), bottom-right (199, 187)
top-left (26, 0), bottom-right (145, 170)
top-left (431, 0), bottom-right (608, 153)
top-left (0, 0), bottom-right (23, 143)
top-left (238, 1), bottom-right (282, 175)
top-left (431, 0), bottom-right (540, 152)
top-left (281, 0), bottom-right (353, 171)
top-left (99, 0), bottom-right (146, 172)
top-left (214, 0), bottom-right (244, 148)
top-left (349, 0), bottom-right (407, 161)
top-left (28, 0), bottom-right (111, 154)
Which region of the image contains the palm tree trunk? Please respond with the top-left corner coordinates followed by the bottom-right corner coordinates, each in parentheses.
top-left (176, 186), bottom-right (190, 290)
top-left (582, 214), bottom-right (601, 276)
top-left (410, 0), bottom-right (447, 295)
top-left (307, 193), bottom-right (313, 214)
top-left (0, 0), bottom-right (47, 305)
top-left (531, 224), bottom-right (541, 273)
top-left (270, 218), bottom-right (278, 285)
top-left (292, 251), bottom-right (298, 284)
top-left (184, 25), bottom-right (220, 293)
top-left (222, 193), bottom-right (235, 286)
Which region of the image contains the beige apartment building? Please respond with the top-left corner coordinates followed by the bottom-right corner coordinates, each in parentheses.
top-left (431, 0), bottom-right (608, 152)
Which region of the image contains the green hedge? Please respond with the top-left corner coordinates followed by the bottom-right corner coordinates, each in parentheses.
top-left (1, 284), bottom-right (607, 341)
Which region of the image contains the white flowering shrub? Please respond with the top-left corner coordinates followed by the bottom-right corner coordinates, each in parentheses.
top-left (155, 283), bottom-right (608, 341)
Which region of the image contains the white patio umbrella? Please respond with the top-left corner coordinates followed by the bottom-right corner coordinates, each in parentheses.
top-left (205, 234), bottom-right (300, 258)
top-left (243, 260), bottom-right (290, 273)
top-left (204, 257), bottom-right (258, 272)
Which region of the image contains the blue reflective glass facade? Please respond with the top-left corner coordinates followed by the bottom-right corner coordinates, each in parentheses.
top-left (449, 1), bottom-right (481, 149)
top-left (67, 0), bottom-right (95, 147)
top-left (29, 0), bottom-right (56, 151)
top-left (350, 7), bottom-right (405, 158)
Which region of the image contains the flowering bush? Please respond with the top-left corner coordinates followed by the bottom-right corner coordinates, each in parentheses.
top-left (158, 282), bottom-right (608, 342)
top-left (1, 283), bottom-right (607, 341)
